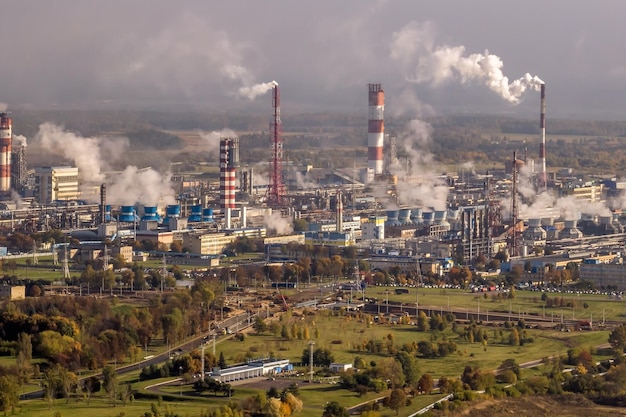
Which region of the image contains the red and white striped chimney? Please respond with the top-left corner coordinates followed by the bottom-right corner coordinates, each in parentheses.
top-left (0, 114), bottom-right (11, 193)
top-left (539, 83), bottom-right (547, 190)
top-left (368, 83), bottom-right (384, 176)
top-left (220, 137), bottom-right (239, 227)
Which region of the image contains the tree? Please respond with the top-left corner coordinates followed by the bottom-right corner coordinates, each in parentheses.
top-left (322, 401), bottom-right (349, 417)
top-left (219, 351), bottom-right (227, 369)
top-left (416, 311), bottom-right (428, 332)
top-left (395, 352), bottom-right (420, 387)
top-left (82, 376), bottom-right (101, 405)
top-left (0, 375), bottom-right (20, 412)
top-left (301, 348), bottom-right (334, 367)
top-left (417, 373), bottom-right (434, 394)
top-left (609, 324), bottom-right (626, 353)
top-left (387, 388), bottom-right (406, 415)
top-left (102, 365), bottom-right (118, 406)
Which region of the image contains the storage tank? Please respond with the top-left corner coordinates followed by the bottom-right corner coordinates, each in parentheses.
top-left (119, 206), bottom-right (136, 223)
top-left (188, 205), bottom-right (202, 222)
top-left (141, 206), bottom-right (161, 222)
top-left (410, 208), bottom-right (423, 224)
top-left (202, 208), bottom-right (215, 223)
top-left (398, 208), bottom-right (411, 224)
top-left (386, 210), bottom-right (400, 226)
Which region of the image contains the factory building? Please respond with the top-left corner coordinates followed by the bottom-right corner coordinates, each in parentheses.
top-left (362, 216), bottom-right (385, 240)
top-left (183, 232), bottom-right (238, 255)
top-left (34, 166), bottom-right (80, 203)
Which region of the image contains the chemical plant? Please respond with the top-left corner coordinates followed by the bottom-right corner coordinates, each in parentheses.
top-left (1, 81), bottom-right (626, 293)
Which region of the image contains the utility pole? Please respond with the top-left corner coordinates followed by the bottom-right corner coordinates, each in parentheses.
top-left (308, 340), bottom-right (315, 383)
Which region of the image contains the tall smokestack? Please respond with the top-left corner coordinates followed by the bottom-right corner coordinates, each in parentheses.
top-left (220, 137), bottom-right (239, 227)
top-left (539, 83), bottom-right (547, 191)
top-left (336, 190), bottom-right (343, 233)
top-left (368, 83), bottom-right (384, 177)
top-left (100, 183), bottom-right (106, 224)
top-left (0, 114), bottom-right (12, 193)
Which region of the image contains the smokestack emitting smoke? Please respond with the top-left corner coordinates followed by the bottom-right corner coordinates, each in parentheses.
top-left (539, 83), bottom-right (547, 190)
top-left (390, 21), bottom-right (544, 103)
top-left (368, 83), bottom-right (385, 176)
top-left (238, 80), bottom-right (278, 100)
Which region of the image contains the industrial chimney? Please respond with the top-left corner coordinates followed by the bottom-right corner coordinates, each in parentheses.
top-left (220, 137), bottom-right (239, 228)
top-left (0, 113), bottom-right (12, 194)
top-left (538, 83), bottom-right (547, 190)
top-left (368, 83), bottom-right (384, 178)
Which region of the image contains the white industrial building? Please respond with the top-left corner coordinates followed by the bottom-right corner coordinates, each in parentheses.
top-left (208, 358), bottom-right (291, 382)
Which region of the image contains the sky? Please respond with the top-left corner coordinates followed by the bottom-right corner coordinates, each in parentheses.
top-left (3, 1), bottom-right (626, 119)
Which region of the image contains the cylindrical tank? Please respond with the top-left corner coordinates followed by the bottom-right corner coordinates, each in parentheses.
top-left (410, 208), bottom-right (423, 224)
top-left (398, 208), bottom-right (411, 224)
top-left (434, 210), bottom-right (447, 224)
top-left (188, 205), bottom-right (202, 222)
top-left (119, 206), bottom-right (136, 222)
top-left (166, 204), bottom-right (181, 217)
top-left (422, 211), bottom-right (434, 224)
top-left (141, 206), bottom-right (159, 221)
top-left (202, 208), bottom-right (215, 223)
top-left (386, 210), bottom-right (400, 226)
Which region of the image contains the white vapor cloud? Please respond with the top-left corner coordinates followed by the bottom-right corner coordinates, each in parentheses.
top-left (391, 21), bottom-right (544, 104)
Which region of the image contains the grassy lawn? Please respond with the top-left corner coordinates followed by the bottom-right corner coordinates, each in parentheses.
top-left (365, 287), bottom-right (626, 323)
top-left (214, 310), bottom-right (611, 378)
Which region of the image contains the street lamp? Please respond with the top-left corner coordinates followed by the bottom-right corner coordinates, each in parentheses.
top-left (179, 366), bottom-right (183, 396)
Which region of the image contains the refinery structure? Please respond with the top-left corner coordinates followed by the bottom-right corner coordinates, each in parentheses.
top-left (1, 79), bottom-right (626, 292)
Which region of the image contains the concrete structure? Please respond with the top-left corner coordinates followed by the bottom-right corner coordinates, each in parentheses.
top-left (367, 83), bottom-right (384, 177)
top-left (34, 166), bottom-right (80, 203)
top-left (0, 285), bottom-right (25, 300)
top-left (209, 358), bottom-right (291, 383)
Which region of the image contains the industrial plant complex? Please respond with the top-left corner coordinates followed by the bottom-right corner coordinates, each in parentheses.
top-left (0, 80), bottom-right (625, 294)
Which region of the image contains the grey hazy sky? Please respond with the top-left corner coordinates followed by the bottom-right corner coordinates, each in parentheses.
top-left (3, 1), bottom-right (626, 118)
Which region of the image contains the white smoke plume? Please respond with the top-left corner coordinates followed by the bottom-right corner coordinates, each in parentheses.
top-left (263, 211), bottom-right (293, 235)
top-left (391, 21), bottom-right (544, 103)
top-left (106, 166), bottom-right (176, 207)
top-left (35, 123), bottom-right (174, 206)
top-left (238, 80), bottom-right (278, 100)
top-left (388, 118), bottom-right (449, 211)
top-left (13, 134), bottom-right (27, 147)
top-left (199, 128), bottom-right (238, 155)
top-left (10, 190), bottom-right (24, 210)
top-left (294, 171), bottom-right (319, 190)
top-left (35, 122), bottom-right (128, 183)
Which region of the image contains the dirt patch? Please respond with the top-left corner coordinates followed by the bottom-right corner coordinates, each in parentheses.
top-left (449, 394), bottom-right (626, 417)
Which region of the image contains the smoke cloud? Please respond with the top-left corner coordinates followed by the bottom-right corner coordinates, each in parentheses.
top-left (35, 122), bottom-right (128, 183)
top-left (388, 118), bottom-right (449, 211)
top-left (238, 80), bottom-right (278, 101)
top-left (391, 21), bottom-right (544, 103)
top-left (35, 123), bottom-right (174, 206)
top-left (13, 134), bottom-right (27, 147)
top-left (263, 211), bottom-right (293, 235)
top-left (199, 128), bottom-right (238, 155)
top-left (106, 166), bottom-right (176, 207)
